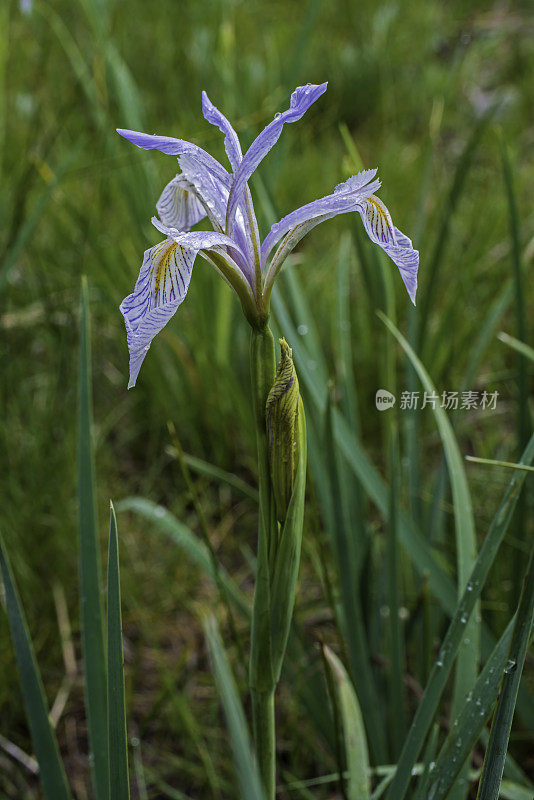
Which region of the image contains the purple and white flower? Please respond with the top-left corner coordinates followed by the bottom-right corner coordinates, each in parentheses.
top-left (118, 82), bottom-right (419, 387)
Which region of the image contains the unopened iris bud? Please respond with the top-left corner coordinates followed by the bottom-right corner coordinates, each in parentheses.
top-left (266, 339), bottom-right (301, 524)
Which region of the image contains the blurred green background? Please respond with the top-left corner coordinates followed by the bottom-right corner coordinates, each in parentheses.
top-left (1, 0), bottom-right (533, 797)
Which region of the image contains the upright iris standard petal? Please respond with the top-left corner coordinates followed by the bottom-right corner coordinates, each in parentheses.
top-left (201, 92), bottom-right (243, 171)
top-left (156, 175), bottom-right (206, 231)
top-left (120, 240), bottom-right (196, 388)
top-left (116, 129), bottom-right (231, 187)
top-left (226, 82), bottom-right (328, 232)
top-left (355, 195), bottom-right (419, 304)
top-left (260, 169), bottom-right (381, 265)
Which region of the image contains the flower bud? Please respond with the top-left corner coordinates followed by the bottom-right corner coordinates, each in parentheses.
top-left (266, 339), bottom-right (301, 524)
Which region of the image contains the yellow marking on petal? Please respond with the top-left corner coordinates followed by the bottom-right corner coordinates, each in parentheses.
top-left (365, 195), bottom-right (395, 243)
top-left (153, 241), bottom-right (178, 298)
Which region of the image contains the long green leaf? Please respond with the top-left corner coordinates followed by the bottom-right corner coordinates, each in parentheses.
top-left (107, 503), bottom-right (130, 800)
top-left (428, 616), bottom-right (534, 800)
top-left (386, 430), bottom-right (407, 756)
top-left (0, 532), bottom-right (71, 800)
top-left (204, 616), bottom-right (265, 800)
top-left (78, 277), bottom-right (109, 800)
top-left (384, 432), bottom-right (534, 800)
top-left (324, 646), bottom-right (371, 800)
top-left (377, 311), bottom-right (479, 798)
top-left (499, 136), bottom-right (532, 616)
top-left (476, 537), bottom-right (534, 800)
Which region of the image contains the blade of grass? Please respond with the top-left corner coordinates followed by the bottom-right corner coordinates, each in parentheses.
top-left (0, 533), bottom-right (72, 800)
top-left (178, 453), bottom-right (259, 502)
top-left (204, 616), bottom-right (265, 800)
top-left (497, 332), bottom-right (534, 363)
top-left (476, 536), bottom-right (534, 800)
top-left (324, 645), bottom-right (371, 800)
top-left (107, 503), bottom-right (130, 800)
top-left (325, 394), bottom-right (387, 763)
top-left (412, 725), bottom-right (439, 800)
top-left (386, 430), bottom-right (407, 757)
top-left (78, 277), bottom-right (109, 800)
top-left (383, 430), bottom-right (534, 800)
top-left (117, 497), bottom-right (249, 618)
top-left (466, 456), bottom-right (534, 473)
top-left (324, 645), bottom-right (370, 800)
top-left (499, 135), bottom-right (532, 614)
top-left (427, 615), bottom-right (534, 800)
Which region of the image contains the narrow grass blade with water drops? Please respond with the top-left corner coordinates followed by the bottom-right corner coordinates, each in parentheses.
top-left (117, 81), bottom-right (419, 798)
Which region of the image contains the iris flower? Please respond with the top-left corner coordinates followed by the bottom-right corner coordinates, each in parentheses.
top-left (118, 82), bottom-right (418, 387)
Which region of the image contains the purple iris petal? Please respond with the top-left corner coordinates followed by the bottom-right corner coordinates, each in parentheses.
top-left (201, 92), bottom-right (243, 171)
top-left (156, 175), bottom-right (206, 231)
top-left (226, 82), bottom-right (328, 232)
top-left (357, 198), bottom-right (419, 303)
top-left (116, 128), bottom-right (231, 187)
top-left (260, 169), bottom-right (381, 265)
top-left (120, 240), bottom-right (196, 388)
top-left (151, 217), bottom-right (248, 261)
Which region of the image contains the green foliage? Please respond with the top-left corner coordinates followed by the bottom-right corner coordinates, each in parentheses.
top-left (107, 503), bottom-right (130, 800)
top-left (78, 277), bottom-right (109, 800)
top-left (0, 532), bottom-right (71, 800)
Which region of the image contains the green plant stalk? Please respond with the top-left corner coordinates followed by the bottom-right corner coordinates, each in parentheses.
top-left (249, 325), bottom-right (277, 799)
top-left (78, 278), bottom-right (109, 800)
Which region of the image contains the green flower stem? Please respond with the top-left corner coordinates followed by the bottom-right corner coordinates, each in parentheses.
top-left (251, 687), bottom-right (276, 800)
top-left (249, 325), bottom-right (277, 799)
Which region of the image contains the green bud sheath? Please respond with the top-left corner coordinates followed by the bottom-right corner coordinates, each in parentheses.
top-left (266, 339), bottom-right (300, 524)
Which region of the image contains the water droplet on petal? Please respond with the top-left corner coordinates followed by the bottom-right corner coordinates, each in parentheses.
top-left (274, 112), bottom-right (282, 120)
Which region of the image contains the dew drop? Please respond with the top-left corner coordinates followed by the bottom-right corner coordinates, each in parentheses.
top-left (505, 659), bottom-right (517, 674)
top-left (460, 613), bottom-right (468, 624)
top-left (274, 112), bottom-right (282, 120)
top-left (297, 324), bottom-right (308, 336)
top-left (466, 581), bottom-right (473, 592)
